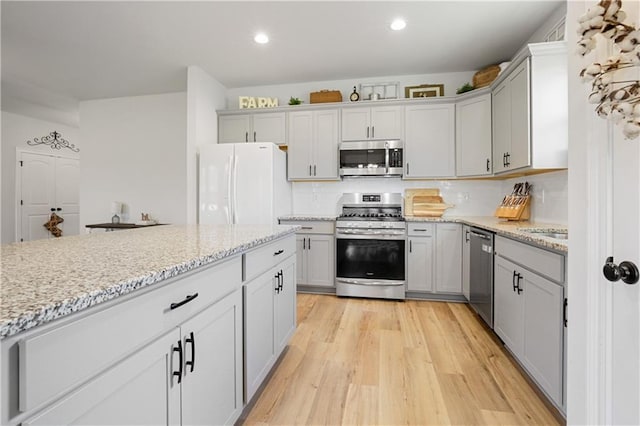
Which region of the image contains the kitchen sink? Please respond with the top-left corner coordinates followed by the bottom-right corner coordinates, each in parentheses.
top-left (519, 229), bottom-right (568, 240)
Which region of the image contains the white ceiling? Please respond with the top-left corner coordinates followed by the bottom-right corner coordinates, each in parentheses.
top-left (1, 1), bottom-right (564, 102)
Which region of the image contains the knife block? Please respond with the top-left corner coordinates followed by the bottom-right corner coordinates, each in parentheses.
top-left (495, 195), bottom-right (531, 221)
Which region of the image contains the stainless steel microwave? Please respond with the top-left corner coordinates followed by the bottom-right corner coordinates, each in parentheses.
top-left (339, 140), bottom-right (403, 177)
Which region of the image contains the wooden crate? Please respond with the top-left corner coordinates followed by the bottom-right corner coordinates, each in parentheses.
top-left (310, 90), bottom-right (342, 103)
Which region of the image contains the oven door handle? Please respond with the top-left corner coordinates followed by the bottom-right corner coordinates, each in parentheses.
top-left (336, 278), bottom-right (405, 287)
top-left (336, 231), bottom-right (406, 240)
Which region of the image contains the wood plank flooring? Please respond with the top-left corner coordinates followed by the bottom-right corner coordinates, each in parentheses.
top-left (241, 294), bottom-right (563, 425)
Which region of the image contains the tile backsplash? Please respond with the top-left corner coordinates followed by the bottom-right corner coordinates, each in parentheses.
top-left (292, 170), bottom-right (568, 225)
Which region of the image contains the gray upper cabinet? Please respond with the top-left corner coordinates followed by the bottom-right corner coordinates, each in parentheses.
top-left (341, 105), bottom-right (403, 141)
top-left (288, 109), bottom-right (339, 180)
top-left (219, 112), bottom-right (286, 144)
top-left (404, 103), bottom-right (455, 178)
top-left (456, 92), bottom-right (492, 177)
top-left (491, 41), bottom-right (567, 175)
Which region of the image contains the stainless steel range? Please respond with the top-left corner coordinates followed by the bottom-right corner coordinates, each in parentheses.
top-left (335, 193), bottom-right (406, 300)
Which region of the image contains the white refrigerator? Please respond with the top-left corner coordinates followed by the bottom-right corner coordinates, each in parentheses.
top-left (199, 143), bottom-right (291, 225)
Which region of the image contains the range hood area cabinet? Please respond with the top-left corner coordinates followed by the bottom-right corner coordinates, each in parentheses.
top-left (287, 109), bottom-right (340, 180)
top-left (341, 105), bottom-right (403, 141)
top-left (404, 102), bottom-right (456, 179)
top-left (456, 91), bottom-right (493, 177)
top-left (491, 42), bottom-right (568, 175)
top-left (219, 112), bottom-right (286, 145)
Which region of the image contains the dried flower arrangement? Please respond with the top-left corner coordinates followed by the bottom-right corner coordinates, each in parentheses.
top-left (578, 0), bottom-right (640, 139)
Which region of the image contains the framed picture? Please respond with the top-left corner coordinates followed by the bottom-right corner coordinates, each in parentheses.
top-left (404, 84), bottom-right (445, 98)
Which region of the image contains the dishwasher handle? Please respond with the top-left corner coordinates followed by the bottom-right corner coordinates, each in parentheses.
top-left (469, 230), bottom-right (492, 240)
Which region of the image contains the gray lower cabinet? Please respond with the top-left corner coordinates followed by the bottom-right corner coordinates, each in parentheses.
top-left (20, 287), bottom-right (244, 426)
top-left (461, 225), bottom-right (471, 300)
top-left (279, 221), bottom-right (335, 290)
top-left (407, 223), bottom-right (462, 295)
top-left (243, 237), bottom-right (296, 403)
top-left (494, 235), bottom-right (565, 410)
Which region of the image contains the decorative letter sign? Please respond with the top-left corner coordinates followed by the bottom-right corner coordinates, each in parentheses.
top-left (238, 96), bottom-right (279, 109)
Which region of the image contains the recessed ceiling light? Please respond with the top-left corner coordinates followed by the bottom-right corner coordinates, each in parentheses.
top-left (390, 18), bottom-right (406, 31)
top-left (254, 33), bottom-right (269, 44)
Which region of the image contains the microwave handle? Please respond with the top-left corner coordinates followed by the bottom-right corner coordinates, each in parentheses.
top-left (385, 141), bottom-right (390, 174)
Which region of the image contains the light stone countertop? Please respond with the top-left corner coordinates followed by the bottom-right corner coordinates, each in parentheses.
top-left (278, 215), bottom-right (337, 222)
top-left (0, 224), bottom-right (298, 339)
top-left (279, 214), bottom-right (567, 253)
top-left (405, 216), bottom-right (568, 253)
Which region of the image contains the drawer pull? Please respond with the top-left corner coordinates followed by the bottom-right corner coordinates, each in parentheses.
top-left (274, 249), bottom-right (284, 256)
top-left (414, 228), bottom-right (428, 232)
top-left (173, 340), bottom-right (183, 384)
top-left (185, 332), bottom-right (195, 373)
top-left (170, 293), bottom-right (199, 310)
top-left (300, 226), bottom-right (313, 230)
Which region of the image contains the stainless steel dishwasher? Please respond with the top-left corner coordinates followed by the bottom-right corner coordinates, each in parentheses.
top-left (469, 227), bottom-right (495, 328)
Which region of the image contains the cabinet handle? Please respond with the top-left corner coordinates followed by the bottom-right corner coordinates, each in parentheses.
top-left (506, 152), bottom-right (511, 167)
top-left (414, 228), bottom-right (427, 232)
top-left (371, 126), bottom-right (375, 138)
top-left (170, 293), bottom-right (199, 310)
top-left (465, 230), bottom-right (470, 242)
top-left (309, 165), bottom-right (312, 176)
top-left (303, 238), bottom-right (306, 250)
top-left (245, 132), bottom-right (248, 143)
top-left (274, 249), bottom-right (284, 256)
top-left (173, 340), bottom-right (183, 384)
top-left (503, 153), bottom-right (506, 167)
top-left (486, 158), bottom-right (490, 172)
top-left (563, 298), bottom-right (568, 327)
top-left (366, 126), bottom-right (370, 138)
top-left (512, 271), bottom-right (518, 292)
top-left (254, 131), bottom-right (257, 142)
top-left (314, 165), bottom-right (316, 176)
top-left (300, 226), bottom-right (313, 230)
top-left (307, 237), bottom-right (311, 250)
top-left (274, 272), bottom-right (280, 294)
top-left (409, 240), bottom-right (412, 253)
top-left (185, 332), bottom-right (195, 373)
top-left (50, 208), bottom-right (55, 212)
top-left (516, 273), bottom-right (523, 294)
top-left (406, 163), bottom-right (410, 175)
top-left (278, 270), bottom-right (283, 292)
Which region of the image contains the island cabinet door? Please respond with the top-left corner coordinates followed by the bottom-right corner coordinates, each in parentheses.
top-left (180, 288), bottom-right (243, 426)
top-left (274, 257), bottom-right (297, 353)
top-left (22, 329), bottom-right (182, 426)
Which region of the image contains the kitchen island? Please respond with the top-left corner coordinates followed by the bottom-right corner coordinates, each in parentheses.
top-left (1, 224), bottom-right (298, 425)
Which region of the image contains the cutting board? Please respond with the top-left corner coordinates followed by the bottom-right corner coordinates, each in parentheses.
top-left (405, 189), bottom-right (454, 217)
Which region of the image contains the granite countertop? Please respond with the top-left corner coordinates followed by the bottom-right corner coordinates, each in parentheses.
top-left (0, 224), bottom-right (298, 339)
top-left (405, 215), bottom-right (567, 253)
top-left (278, 215), bottom-right (337, 222)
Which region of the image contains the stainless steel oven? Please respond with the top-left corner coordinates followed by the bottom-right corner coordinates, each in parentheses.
top-left (339, 140), bottom-right (403, 177)
top-left (335, 193), bottom-right (406, 300)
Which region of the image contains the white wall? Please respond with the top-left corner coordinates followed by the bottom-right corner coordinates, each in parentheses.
top-left (225, 71), bottom-right (475, 109)
top-left (187, 66), bottom-right (227, 224)
top-left (1, 111), bottom-right (80, 244)
top-left (526, 3), bottom-right (567, 44)
top-left (79, 92), bottom-right (187, 227)
top-left (2, 79), bottom-right (80, 127)
top-left (502, 170), bottom-right (568, 224)
top-left (292, 178), bottom-right (503, 217)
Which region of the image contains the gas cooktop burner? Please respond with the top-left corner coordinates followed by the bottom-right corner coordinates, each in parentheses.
top-left (340, 213), bottom-right (402, 218)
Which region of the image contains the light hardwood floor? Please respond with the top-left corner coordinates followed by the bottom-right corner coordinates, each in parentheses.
top-left (241, 294), bottom-right (563, 425)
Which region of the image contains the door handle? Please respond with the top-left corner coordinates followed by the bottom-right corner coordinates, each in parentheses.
top-left (366, 126), bottom-right (370, 138)
top-left (371, 126), bottom-right (375, 138)
top-left (185, 332), bottom-right (195, 373)
top-left (314, 165), bottom-right (317, 176)
top-left (603, 256), bottom-right (639, 284)
top-left (486, 158), bottom-right (490, 172)
top-left (409, 240), bottom-right (412, 253)
top-left (512, 271), bottom-right (518, 292)
top-left (245, 131), bottom-right (248, 143)
top-left (307, 237), bottom-right (311, 250)
top-left (303, 238), bottom-right (306, 250)
top-left (172, 340), bottom-right (183, 384)
top-left (309, 165), bottom-right (312, 176)
top-left (516, 273), bottom-right (523, 294)
top-left (254, 131), bottom-right (257, 142)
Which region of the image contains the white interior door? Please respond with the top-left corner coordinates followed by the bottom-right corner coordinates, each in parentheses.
top-left (19, 152), bottom-right (56, 242)
top-left (55, 157), bottom-right (80, 237)
top-left (568, 2), bottom-right (640, 424)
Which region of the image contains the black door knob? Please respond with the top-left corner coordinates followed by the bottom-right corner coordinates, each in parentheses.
top-left (603, 256), bottom-right (639, 285)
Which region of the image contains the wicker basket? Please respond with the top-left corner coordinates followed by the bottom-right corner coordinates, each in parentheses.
top-left (310, 90), bottom-right (342, 103)
top-left (473, 65), bottom-right (501, 88)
